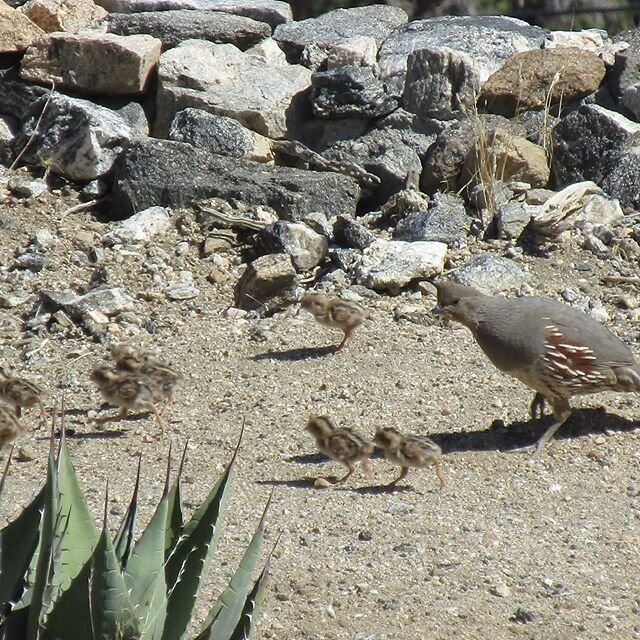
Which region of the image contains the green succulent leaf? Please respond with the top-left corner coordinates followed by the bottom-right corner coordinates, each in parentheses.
top-left (89, 522), bottom-right (140, 640)
top-left (114, 457), bottom-right (142, 569)
top-left (195, 493), bottom-right (271, 640)
top-left (228, 550), bottom-right (274, 640)
top-left (123, 491), bottom-right (168, 640)
top-left (0, 484), bottom-right (45, 611)
top-left (164, 444), bottom-right (187, 553)
top-left (161, 453), bottom-right (236, 640)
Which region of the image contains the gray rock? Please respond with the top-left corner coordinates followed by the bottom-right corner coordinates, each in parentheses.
top-left (310, 66), bottom-right (398, 119)
top-left (43, 287), bottom-right (135, 316)
top-left (0, 115), bottom-right (16, 166)
top-left (378, 16), bottom-right (545, 97)
top-left (20, 32), bottom-right (161, 95)
top-left (374, 110), bottom-right (445, 161)
top-left (273, 5), bottom-right (407, 65)
top-left (166, 282), bottom-right (199, 299)
top-left (323, 129), bottom-right (421, 204)
top-left (15, 252), bottom-right (48, 271)
top-left (451, 254), bottom-right (530, 293)
top-left (257, 221), bottom-right (328, 272)
top-left (156, 39), bottom-right (311, 138)
top-left (105, 206), bottom-right (171, 244)
top-left (94, 0), bottom-right (292, 29)
top-left (333, 215), bottom-right (377, 250)
top-left (169, 109), bottom-right (273, 161)
top-left (107, 10), bottom-right (271, 51)
top-left (234, 253), bottom-right (297, 310)
top-left (403, 47), bottom-right (481, 120)
top-left (7, 175), bottom-right (47, 199)
top-left (552, 104), bottom-right (640, 188)
top-left (13, 94), bottom-right (132, 181)
top-left (0, 80), bottom-right (48, 121)
top-left (495, 202), bottom-right (532, 240)
top-left (110, 137), bottom-right (360, 220)
top-left (421, 115), bottom-right (526, 194)
top-left (394, 192), bottom-right (470, 247)
top-left (601, 142), bottom-right (640, 209)
top-left (353, 239), bottom-right (447, 293)
top-left (609, 29), bottom-right (640, 118)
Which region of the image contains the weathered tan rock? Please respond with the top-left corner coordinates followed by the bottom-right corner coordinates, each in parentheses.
top-left (459, 129), bottom-right (550, 190)
top-left (479, 47), bottom-right (606, 117)
top-left (0, 2), bottom-right (45, 53)
top-left (20, 32), bottom-right (161, 95)
top-left (19, 0), bottom-right (107, 34)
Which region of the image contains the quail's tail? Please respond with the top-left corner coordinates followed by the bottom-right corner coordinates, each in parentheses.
top-left (614, 364), bottom-right (640, 392)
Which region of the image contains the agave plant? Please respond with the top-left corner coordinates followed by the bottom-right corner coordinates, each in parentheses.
top-left (0, 425), bottom-right (273, 640)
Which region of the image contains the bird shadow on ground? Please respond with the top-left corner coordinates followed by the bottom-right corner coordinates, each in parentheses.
top-left (287, 449), bottom-right (387, 466)
top-left (256, 477), bottom-right (317, 489)
top-left (355, 484), bottom-right (414, 495)
top-left (251, 345), bottom-right (337, 362)
top-left (428, 407), bottom-right (638, 454)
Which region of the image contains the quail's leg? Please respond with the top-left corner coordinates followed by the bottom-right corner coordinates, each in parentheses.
top-left (386, 466), bottom-right (409, 487)
top-left (96, 407), bottom-right (128, 425)
top-left (361, 458), bottom-right (373, 482)
top-left (530, 392), bottom-right (547, 420)
top-left (334, 461), bottom-right (355, 485)
top-left (534, 398), bottom-right (572, 453)
top-left (335, 327), bottom-right (354, 352)
top-left (37, 398), bottom-right (50, 426)
top-left (150, 404), bottom-right (167, 437)
top-left (432, 459), bottom-right (446, 489)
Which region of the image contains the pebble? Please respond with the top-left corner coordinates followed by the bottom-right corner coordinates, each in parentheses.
top-left (491, 582), bottom-right (511, 598)
top-left (166, 283), bottom-right (199, 300)
top-left (15, 445), bottom-right (37, 462)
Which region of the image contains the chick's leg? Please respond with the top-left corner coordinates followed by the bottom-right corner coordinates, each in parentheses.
top-left (361, 458), bottom-right (373, 482)
top-left (334, 461), bottom-right (355, 485)
top-left (335, 327), bottom-right (354, 352)
top-left (386, 466), bottom-right (408, 487)
top-left (433, 459), bottom-right (446, 489)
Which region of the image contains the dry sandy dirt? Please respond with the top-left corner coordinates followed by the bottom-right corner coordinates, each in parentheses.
top-left (0, 186), bottom-right (639, 640)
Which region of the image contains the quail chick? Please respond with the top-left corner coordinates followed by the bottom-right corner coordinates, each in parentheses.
top-left (300, 292), bottom-right (368, 352)
top-left (0, 405), bottom-right (26, 450)
top-left (90, 365), bottom-right (166, 435)
top-left (306, 415), bottom-right (374, 485)
top-left (436, 280), bottom-right (640, 452)
top-left (110, 344), bottom-right (182, 414)
top-left (0, 367), bottom-right (49, 425)
top-left (373, 427), bottom-right (445, 489)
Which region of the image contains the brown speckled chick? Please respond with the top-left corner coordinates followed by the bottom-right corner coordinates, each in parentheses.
top-left (300, 292), bottom-right (368, 352)
top-left (110, 344), bottom-right (182, 414)
top-left (374, 427), bottom-right (445, 489)
top-left (0, 367), bottom-right (48, 425)
top-left (306, 415), bottom-right (374, 486)
top-left (0, 405), bottom-right (26, 450)
top-left (90, 365), bottom-right (167, 436)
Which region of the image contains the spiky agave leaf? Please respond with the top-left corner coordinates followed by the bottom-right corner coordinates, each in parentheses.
top-left (123, 486), bottom-right (169, 640)
top-left (164, 443), bottom-right (186, 553)
top-left (228, 545), bottom-right (275, 640)
top-left (0, 484), bottom-right (45, 615)
top-left (114, 456), bottom-right (142, 569)
top-left (161, 430), bottom-right (244, 640)
top-left (88, 489), bottom-right (139, 640)
top-left (27, 430), bottom-right (100, 638)
top-left (195, 493), bottom-right (273, 640)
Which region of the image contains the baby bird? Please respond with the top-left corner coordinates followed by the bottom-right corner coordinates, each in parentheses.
top-left (306, 415), bottom-right (374, 486)
top-left (90, 365), bottom-right (166, 436)
top-left (300, 292), bottom-right (368, 352)
top-left (0, 405), bottom-right (26, 450)
top-left (110, 344), bottom-right (182, 414)
top-left (0, 367), bottom-right (49, 425)
top-left (373, 427), bottom-right (445, 489)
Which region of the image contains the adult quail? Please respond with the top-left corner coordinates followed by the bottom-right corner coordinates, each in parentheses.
top-left (436, 281), bottom-right (640, 452)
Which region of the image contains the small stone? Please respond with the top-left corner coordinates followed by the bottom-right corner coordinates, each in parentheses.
top-left (166, 283), bottom-right (199, 300)
top-left (15, 445), bottom-right (37, 462)
top-left (203, 236), bottom-right (233, 255)
top-left (0, 290), bottom-right (32, 308)
top-left (491, 582), bottom-right (511, 598)
top-left (314, 477), bottom-right (333, 489)
top-left (207, 267), bottom-right (229, 284)
top-left (358, 530), bottom-right (373, 541)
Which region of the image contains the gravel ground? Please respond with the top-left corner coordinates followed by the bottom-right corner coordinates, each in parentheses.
top-left (0, 188), bottom-right (639, 640)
